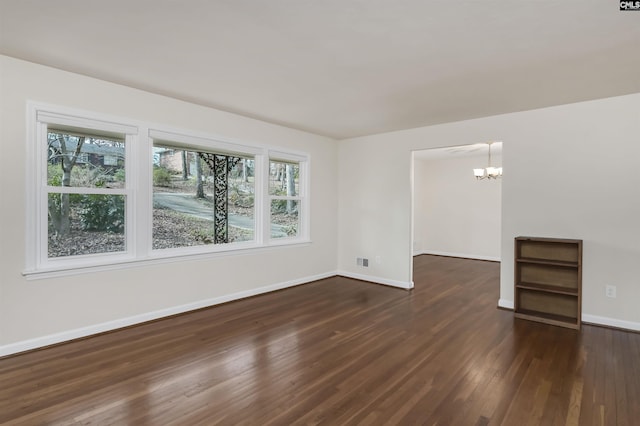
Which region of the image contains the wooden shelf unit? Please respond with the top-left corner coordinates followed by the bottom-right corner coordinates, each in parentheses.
top-left (514, 236), bottom-right (582, 329)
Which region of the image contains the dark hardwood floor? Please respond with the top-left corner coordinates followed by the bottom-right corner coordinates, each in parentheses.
top-left (1, 255), bottom-right (639, 425)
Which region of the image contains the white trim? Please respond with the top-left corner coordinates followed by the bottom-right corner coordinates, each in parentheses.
top-left (0, 271), bottom-right (336, 357)
top-left (337, 270), bottom-right (414, 290)
top-left (268, 149), bottom-right (308, 163)
top-left (23, 240), bottom-right (312, 280)
top-left (498, 299), bottom-right (514, 310)
top-left (270, 195), bottom-right (303, 201)
top-left (37, 109), bottom-right (138, 136)
top-left (149, 128), bottom-right (262, 156)
top-left (495, 302), bottom-right (640, 332)
top-left (582, 314), bottom-right (640, 332)
top-left (44, 186), bottom-right (128, 195)
top-left (256, 153), bottom-right (269, 245)
top-left (24, 103), bottom-right (38, 271)
top-left (414, 250), bottom-right (500, 262)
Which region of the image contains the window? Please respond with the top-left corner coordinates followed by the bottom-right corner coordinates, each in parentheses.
top-left (152, 144), bottom-right (255, 250)
top-left (269, 159), bottom-right (302, 239)
top-left (26, 104), bottom-right (309, 276)
top-left (47, 130), bottom-right (127, 258)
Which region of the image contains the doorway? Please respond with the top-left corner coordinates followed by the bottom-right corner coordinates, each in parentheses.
top-left (410, 143), bottom-right (502, 282)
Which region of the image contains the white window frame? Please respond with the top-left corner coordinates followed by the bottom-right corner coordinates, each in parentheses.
top-left (147, 129), bottom-right (265, 255)
top-left (26, 104), bottom-right (138, 274)
top-left (24, 102), bottom-right (311, 278)
top-left (266, 151), bottom-right (309, 244)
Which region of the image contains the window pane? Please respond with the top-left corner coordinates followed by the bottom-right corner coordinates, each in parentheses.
top-left (228, 158), bottom-right (255, 243)
top-left (48, 193), bottom-right (125, 258)
top-left (269, 161), bottom-right (299, 196)
top-left (271, 199), bottom-right (299, 238)
top-left (152, 147), bottom-right (254, 249)
top-left (47, 132), bottom-right (125, 189)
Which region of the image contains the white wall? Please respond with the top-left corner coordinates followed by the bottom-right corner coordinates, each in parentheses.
top-left (413, 152), bottom-right (501, 260)
top-left (338, 93), bottom-right (640, 329)
top-left (0, 56), bottom-right (339, 354)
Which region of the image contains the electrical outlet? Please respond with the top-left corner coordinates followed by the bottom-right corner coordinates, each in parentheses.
top-left (606, 285), bottom-right (617, 298)
top-left (356, 257), bottom-right (363, 266)
top-left (363, 258), bottom-right (369, 267)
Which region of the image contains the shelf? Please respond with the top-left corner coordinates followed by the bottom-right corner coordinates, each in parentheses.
top-left (516, 236), bottom-right (583, 244)
top-left (515, 310), bottom-right (579, 329)
top-left (516, 282), bottom-right (579, 296)
top-left (516, 258), bottom-right (579, 268)
top-left (514, 236), bottom-right (582, 330)
top-left (517, 263), bottom-right (579, 290)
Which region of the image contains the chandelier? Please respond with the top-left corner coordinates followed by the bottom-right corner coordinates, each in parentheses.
top-left (473, 142), bottom-right (502, 180)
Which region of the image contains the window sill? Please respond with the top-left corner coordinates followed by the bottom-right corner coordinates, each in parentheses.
top-left (23, 239), bottom-right (312, 280)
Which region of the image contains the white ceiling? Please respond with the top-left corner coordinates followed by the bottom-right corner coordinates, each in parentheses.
top-left (1, 1), bottom-right (639, 139)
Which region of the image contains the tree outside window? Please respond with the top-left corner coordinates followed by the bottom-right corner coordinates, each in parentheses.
top-left (269, 160), bottom-right (301, 238)
top-left (152, 145), bottom-right (255, 249)
top-left (47, 130), bottom-right (126, 258)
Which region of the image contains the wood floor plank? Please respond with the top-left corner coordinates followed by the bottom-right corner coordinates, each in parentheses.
top-left (1, 255), bottom-right (639, 425)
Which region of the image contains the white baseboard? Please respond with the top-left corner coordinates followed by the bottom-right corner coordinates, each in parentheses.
top-left (413, 250), bottom-right (500, 262)
top-left (0, 271), bottom-right (336, 357)
top-left (6, 272), bottom-right (637, 358)
top-left (582, 314), bottom-right (640, 332)
top-left (496, 300), bottom-right (640, 332)
top-left (498, 299), bottom-right (514, 310)
top-left (337, 270), bottom-right (414, 290)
